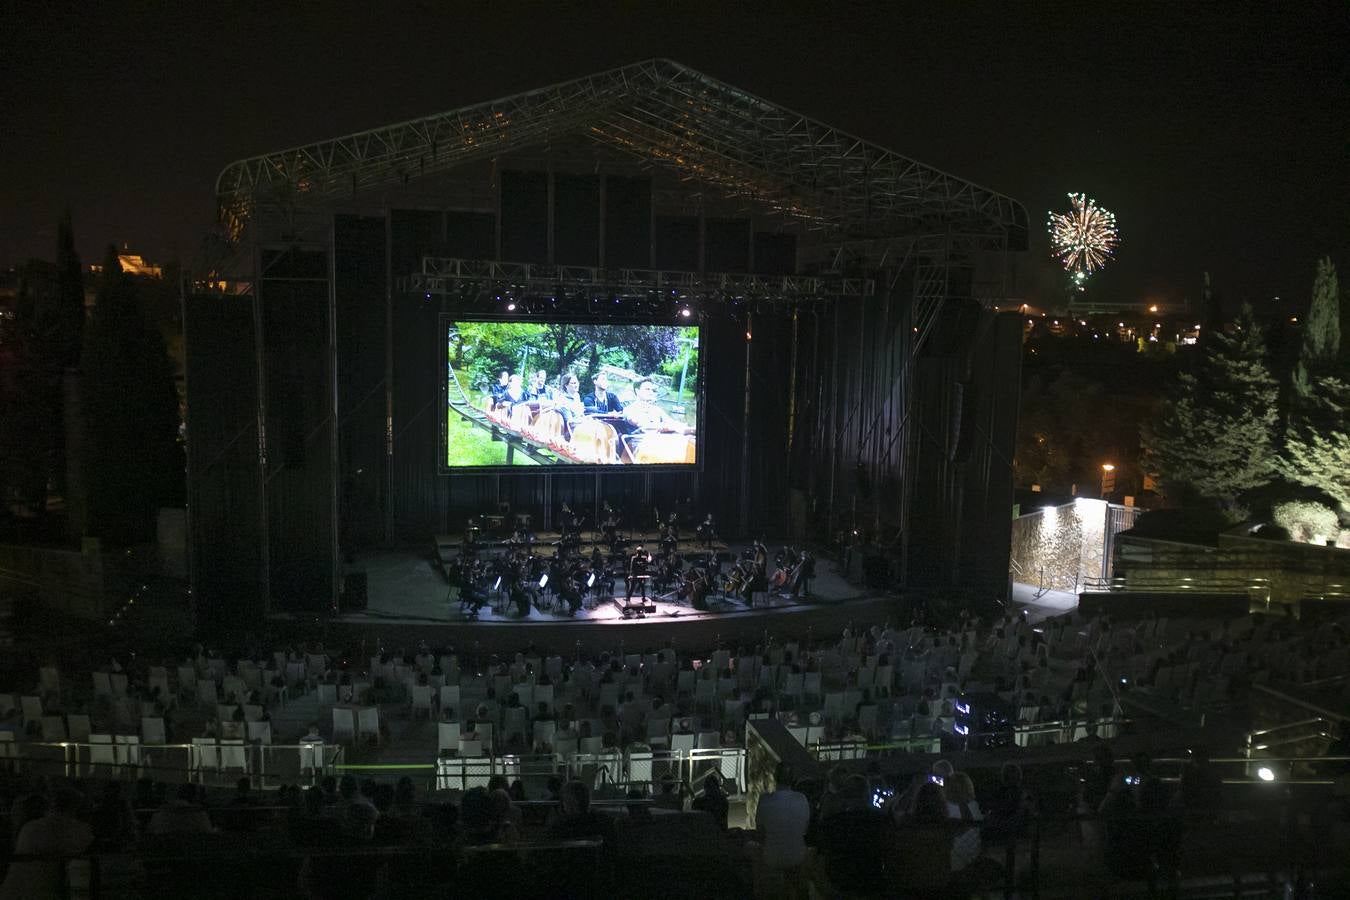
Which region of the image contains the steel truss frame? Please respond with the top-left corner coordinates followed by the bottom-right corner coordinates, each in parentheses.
top-left (216, 59), bottom-right (1027, 252)
top-left (410, 256), bottom-right (872, 300)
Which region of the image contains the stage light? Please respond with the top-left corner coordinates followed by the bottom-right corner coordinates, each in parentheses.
top-left (1257, 766), bottom-right (1276, 782)
top-left (506, 303), bottom-right (517, 311)
top-left (680, 307), bottom-right (692, 318)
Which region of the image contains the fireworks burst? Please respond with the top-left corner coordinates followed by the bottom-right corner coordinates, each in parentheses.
top-left (1047, 193), bottom-right (1119, 281)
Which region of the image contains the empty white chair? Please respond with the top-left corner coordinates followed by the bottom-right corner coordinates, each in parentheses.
top-left (220, 738), bottom-right (248, 773)
top-left (316, 683), bottom-right (337, 707)
top-left (114, 735), bottom-right (141, 772)
top-left (438, 721), bottom-right (461, 754)
top-left (439, 684), bottom-right (461, 716)
top-left (40, 716), bottom-right (67, 742)
top-left (411, 685), bottom-right (434, 719)
top-left (670, 733), bottom-right (696, 754)
top-left (299, 738), bottom-right (324, 777)
top-left (39, 666), bottom-right (60, 696)
top-left (553, 737), bottom-right (577, 759)
top-left (243, 704), bottom-right (264, 722)
top-left (331, 707), bottom-right (356, 744)
top-left (503, 707), bottom-right (528, 743)
top-left (197, 680), bottom-right (218, 706)
top-left (21, 695), bottom-right (43, 724)
top-left (141, 717), bottom-right (166, 744)
top-left (357, 707), bottom-right (380, 744)
top-left (92, 672), bottom-right (112, 697)
top-left (532, 719), bottom-right (556, 751)
top-left (788, 726), bottom-right (808, 746)
top-left (88, 734), bottom-right (116, 770)
top-left (457, 738), bottom-right (481, 757)
top-left (246, 721), bottom-right (272, 745)
top-left (858, 704), bottom-right (879, 738)
top-left (66, 714), bottom-right (92, 743)
top-left (192, 737), bottom-right (219, 777)
top-left (580, 736), bottom-right (604, 755)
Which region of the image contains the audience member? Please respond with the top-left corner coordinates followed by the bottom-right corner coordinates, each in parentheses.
top-left (0, 788), bottom-right (92, 900)
top-left (691, 771), bottom-right (730, 829)
top-left (548, 781), bottom-right (615, 844)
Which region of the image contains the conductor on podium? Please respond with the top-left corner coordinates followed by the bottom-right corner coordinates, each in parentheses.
top-left (625, 545), bottom-right (652, 606)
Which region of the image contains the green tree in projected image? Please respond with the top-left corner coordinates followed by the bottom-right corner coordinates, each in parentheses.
top-left (449, 322), bottom-right (700, 401)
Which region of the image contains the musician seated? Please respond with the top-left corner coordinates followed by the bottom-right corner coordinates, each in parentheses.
top-left (583, 372), bottom-right (624, 415)
top-left (623, 379), bottom-right (693, 434)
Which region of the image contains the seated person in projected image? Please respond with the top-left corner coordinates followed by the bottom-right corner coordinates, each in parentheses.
top-left (504, 373), bottom-right (527, 407)
top-left (528, 369), bottom-right (554, 402)
top-left (623, 378), bottom-right (693, 434)
top-left (583, 371), bottom-right (624, 415)
top-left (554, 372), bottom-right (585, 426)
top-left (490, 370), bottom-right (510, 408)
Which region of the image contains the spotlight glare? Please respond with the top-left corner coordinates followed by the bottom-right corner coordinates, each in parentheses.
top-left (506, 303), bottom-right (516, 311)
top-left (1257, 766), bottom-right (1276, 782)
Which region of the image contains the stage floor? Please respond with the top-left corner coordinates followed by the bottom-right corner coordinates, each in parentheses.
top-left (341, 545), bottom-right (870, 628)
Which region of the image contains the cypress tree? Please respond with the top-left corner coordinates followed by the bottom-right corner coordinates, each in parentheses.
top-left (80, 247), bottom-right (183, 544)
top-left (1142, 303), bottom-right (1279, 519)
top-left (1280, 258), bottom-right (1349, 515)
top-left (1301, 257), bottom-right (1341, 371)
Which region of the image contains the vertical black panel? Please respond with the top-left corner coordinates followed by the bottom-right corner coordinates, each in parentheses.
top-left (184, 293), bottom-right (262, 626)
top-left (390, 209), bottom-right (452, 540)
top-left (500, 170), bottom-right (549, 263)
top-left (655, 216), bottom-right (699, 271)
top-left (444, 211), bottom-right (496, 259)
top-left (604, 176), bottom-right (650, 268)
top-left (554, 174), bottom-right (600, 266)
top-left (753, 232), bottom-right (796, 275)
top-left (259, 246), bottom-right (334, 610)
top-left (335, 215), bottom-right (388, 555)
top-left (705, 218), bottom-right (749, 273)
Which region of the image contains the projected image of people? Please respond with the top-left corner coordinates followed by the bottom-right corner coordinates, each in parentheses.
top-left (445, 321), bottom-right (700, 468)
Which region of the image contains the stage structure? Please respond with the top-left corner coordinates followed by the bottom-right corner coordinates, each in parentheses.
top-left (184, 59), bottom-right (1028, 624)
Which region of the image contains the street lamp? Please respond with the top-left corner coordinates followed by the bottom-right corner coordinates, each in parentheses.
top-left (1100, 463), bottom-right (1116, 497)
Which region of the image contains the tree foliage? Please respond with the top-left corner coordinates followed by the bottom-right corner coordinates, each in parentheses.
top-left (449, 321), bottom-right (698, 396)
top-left (1300, 256), bottom-right (1341, 372)
top-left (1142, 303), bottom-right (1279, 518)
top-left (1280, 374), bottom-right (1350, 514)
top-left (80, 247), bottom-right (183, 544)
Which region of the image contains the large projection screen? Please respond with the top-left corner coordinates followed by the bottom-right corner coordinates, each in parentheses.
top-left (442, 318), bottom-right (703, 470)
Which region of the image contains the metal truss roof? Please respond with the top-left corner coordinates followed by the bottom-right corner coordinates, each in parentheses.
top-left (216, 59), bottom-right (1028, 250)
top-left (410, 256), bottom-right (873, 299)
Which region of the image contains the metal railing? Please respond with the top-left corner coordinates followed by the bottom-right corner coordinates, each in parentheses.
top-left (0, 740), bottom-right (345, 786)
top-left (807, 717), bottom-right (1130, 760)
top-left (432, 746), bottom-right (744, 794)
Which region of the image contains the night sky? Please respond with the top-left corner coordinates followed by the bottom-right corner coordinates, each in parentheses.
top-left (3, 2), bottom-right (1346, 308)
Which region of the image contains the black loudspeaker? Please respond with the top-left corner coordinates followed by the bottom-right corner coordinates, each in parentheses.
top-left (344, 571), bottom-right (368, 611)
top-left (950, 382), bottom-right (977, 463)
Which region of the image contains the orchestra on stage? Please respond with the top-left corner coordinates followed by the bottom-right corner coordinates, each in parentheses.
top-left (446, 502), bottom-right (815, 621)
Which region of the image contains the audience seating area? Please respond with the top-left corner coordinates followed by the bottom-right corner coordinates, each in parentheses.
top-left (2, 604), bottom-right (1349, 898)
